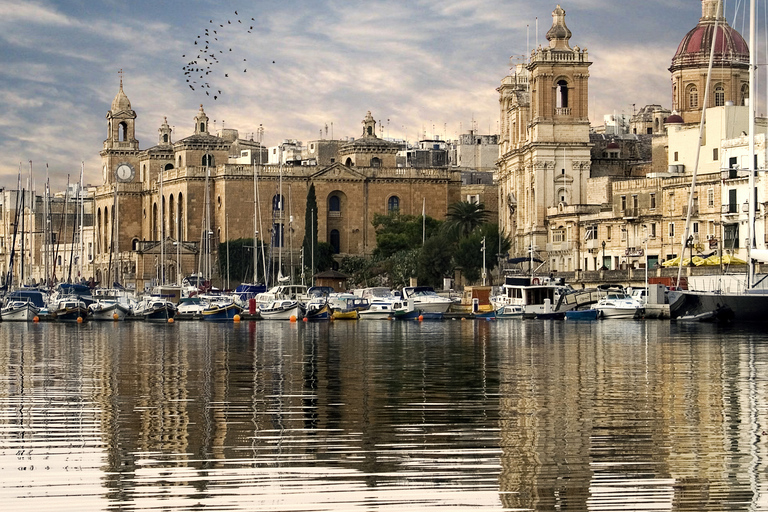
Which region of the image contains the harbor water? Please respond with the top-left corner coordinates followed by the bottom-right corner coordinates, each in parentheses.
top-left (1, 318), bottom-right (767, 510)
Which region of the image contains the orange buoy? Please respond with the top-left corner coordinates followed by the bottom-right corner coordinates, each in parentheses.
top-left (418, 315), bottom-right (424, 321)
top-left (302, 317), bottom-right (308, 322)
top-left (33, 316), bottom-right (39, 323)
top-left (113, 313), bottom-right (119, 320)
top-left (168, 317), bottom-right (174, 323)
top-left (77, 317), bottom-right (83, 323)
top-left (290, 315), bottom-right (297, 322)
top-left (233, 314), bottom-right (241, 322)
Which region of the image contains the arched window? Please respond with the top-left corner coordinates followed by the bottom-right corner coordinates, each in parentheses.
top-left (152, 202), bottom-right (158, 240)
top-left (367, 126), bottom-right (373, 136)
top-left (329, 195), bottom-right (340, 212)
top-left (178, 193), bottom-right (184, 240)
top-left (132, 238), bottom-right (139, 251)
top-left (163, 134), bottom-right (169, 143)
top-left (200, 122), bottom-right (206, 132)
top-left (741, 83), bottom-right (749, 106)
top-left (556, 79), bottom-right (569, 109)
top-left (97, 209), bottom-right (102, 255)
top-left (345, 157), bottom-right (353, 166)
top-left (272, 223), bottom-right (284, 247)
top-left (370, 157), bottom-right (381, 167)
top-left (714, 83), bottom-right (725, 107)
top-left (119, 122), bottom-right (127, 142)
top-left (104, 207), bottom-right (109, 253)
top-left (177, 155), bottom-right (182, 168)
top-left (388, 196), bottom-right (400, 213)
top-left (330, 229), bottom-right (340, 254)
top-left (164, 163), bottom-right (174, 171)
top-left (687, 84), bottom-right (699, 109)
top-left (169, 194), bottom-right (175, 239)
top-left (202, 154), bottom-right (214, 167)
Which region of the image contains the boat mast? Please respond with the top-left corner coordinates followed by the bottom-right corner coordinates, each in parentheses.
top-left (747, 0), bottom-right (756, 288)
top-left (78, 162), bottom-right (84, 281)
top-left (160, 163), bottom-right (165, 285)
top-left (677, 0), bottom-right (720, 288)
top-left (44, 165), bottom-right (49, 289)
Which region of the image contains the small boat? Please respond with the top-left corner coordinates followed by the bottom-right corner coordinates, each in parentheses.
top-left (393, 300), bottom-right (421, 320)
top-left (474, 309), bottom-right (497, 319)
top-left (331, 308), bottom-right (359, 320)
top-left (202, 300), bottom-right (243, 321)
top-left (420, 311), bottom-right (444, 320)
top-left (176, 296), bottom-right (208, 320)
top-left (304, 303), bottom-right (332, 321)
top-left (1, 300), bottom-right (40, 321)
top-left (135, 297), bottom-right (176, 322)
top-left (358, 301), bottom-right (395, 320)
top-left (565, 309), bottom-right (599, 321)
top-left (89, 300), bottom-right (132, 321)
top-left (594, 292), bottom-right (643, 319)
top-left (495, 304), bottom-right (523, 318)
top-left (259, 300), bottom-right (300, 320)
top-left (401, 286), bottom-right (453, 313)
top-left (51, 297), bottom-right (90, 322)
top-left (536, 311), bottom-right (565, 320)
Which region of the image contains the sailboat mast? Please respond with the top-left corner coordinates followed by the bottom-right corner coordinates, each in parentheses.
top-left (44, 166), bottom-right (49, 289)
top-left (78, 162), bottom-right (84, 281)
top-left (748, 0), bottom-right (757, 288)
top-left (160, 165), bottom-right (165, 285)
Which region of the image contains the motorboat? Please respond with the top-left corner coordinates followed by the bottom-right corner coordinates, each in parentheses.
top-left (1, 300), bottom-right (40, 321)
top-left (134, 297), bottom-right (176, 322)
top-left (393, 299), bottom-right (421, 320)
top-left (495, 304), bottom-right (523, 318)
top-left (358, 301), bottom-right (396, 320)
top-left (303, 303), bottom-right (332, 321)
top-left (490, 275), bottom-right (570, 319)
top-left (401, 286), bottom-right (453, 314)
top-left (176, 296), bottom-right (208, 320)
top-left (259, 300), bottom-right (300, 320)
top-left (329, 294), bottom-right (369, 320)
top-left (593, 292), bottom-right (643, 319)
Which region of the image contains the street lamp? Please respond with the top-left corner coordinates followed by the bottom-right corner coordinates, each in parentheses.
top-left (481, 237), bottom-right (487, 286)
top-left (601, 240), bottom-right (607, 270)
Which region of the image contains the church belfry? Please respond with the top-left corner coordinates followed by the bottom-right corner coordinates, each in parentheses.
top-left (496, 4), bottom-right (592, 265)
top-left (194, 105), bottom-right (210, 135)
top-left (101, 76), bottom-right (139, 185)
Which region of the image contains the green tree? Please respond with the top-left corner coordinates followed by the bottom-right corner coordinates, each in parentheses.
top-left (315, 242), bottom-right (336, 272)
top-left (417, 234), bottom-right (454, 288)
top-left (452, 224), bottom-right (511, 285)
top-left (302, 184), bottom-right (318, 273)
top-left (372, 212), bottom-right (441, 258)
top-left (442, 201), bottom-right (489, 239)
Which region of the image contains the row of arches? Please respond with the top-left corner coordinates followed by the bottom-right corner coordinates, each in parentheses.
top-left (683, 82), bottom-right (748, 109)
top-left (152, 193), bottom-right (185, 241)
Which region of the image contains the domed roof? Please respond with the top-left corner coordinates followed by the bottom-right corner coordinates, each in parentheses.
top-left (670, 19), bottom-right (748, 71)
top-left (666, 114), bottom-right (684, 124)
top-left (606, 140), bottom-right (620, 149)
top-left (111, 81), bottom-right (132, 112)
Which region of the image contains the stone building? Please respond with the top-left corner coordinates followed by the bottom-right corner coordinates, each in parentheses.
top-left (497, 5), bottom-right (592, 261)
top-left (92, 91), bottom-right (462, 291)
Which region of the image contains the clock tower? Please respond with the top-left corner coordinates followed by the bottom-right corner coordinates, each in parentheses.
top-left (100, 74), bottom-right (140, 185)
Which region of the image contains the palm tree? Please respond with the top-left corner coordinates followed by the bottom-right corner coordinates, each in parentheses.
top-left (442, 201), bottom-right (489, 239)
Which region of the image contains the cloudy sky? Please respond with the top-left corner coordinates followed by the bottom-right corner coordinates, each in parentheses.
top-left (0, 0), bottom-right (744, 190)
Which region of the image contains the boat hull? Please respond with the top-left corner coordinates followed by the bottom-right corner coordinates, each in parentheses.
top-left (90, 303), bottom-right (131, 321)
top-left (141, 306), bottom-right (176, 322)
top-left (202, 303), bottom-right (243, 321)
top-left (594, 306), bottom-right (641, 319)
top-left (54, 306), bottom-right (89, 322)
top-left (259, 301), bottom-right (299, 320)
top-left (667, 290), bottom-right (763, 323)
top-left (565, 309), bottom-right (599, 321)
top-left (1, 303), bottom-right (40, 321)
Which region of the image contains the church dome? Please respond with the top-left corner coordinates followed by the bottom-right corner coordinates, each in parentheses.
top-left (111, 83), bottom-right (132, 112)
top-left (670, 15), bottom-right (748, 72)
top-left (665, 114), bottom-right (684, 124)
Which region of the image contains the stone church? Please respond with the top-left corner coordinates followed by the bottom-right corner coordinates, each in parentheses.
top-left (93, 87), bottom-right (462, 291)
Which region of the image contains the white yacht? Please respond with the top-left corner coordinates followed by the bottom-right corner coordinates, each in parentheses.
top-left (401, 286), bottom-right (453, 314)
top-left (593, 292), bottom-right (643, 319)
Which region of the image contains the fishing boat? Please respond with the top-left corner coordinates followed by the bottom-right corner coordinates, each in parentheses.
top-left (259, 300), bottom-right (300, 320)
top-left (490, 275), bottom-right (570, 319)
top-left (1, 300), bottom-right (40, 321)
top-left (202, 300), bottom-right (243, 321)
top-left (134, 297), bottom-right (176, 322)
top-left (303, 303), bottom-right (332, 321)
top-left (393, 299), bottom-right (421, 320)
top-left (176, 296), bottom-right (208, 320)
top-left (89, 300), bottom-right (131, 321)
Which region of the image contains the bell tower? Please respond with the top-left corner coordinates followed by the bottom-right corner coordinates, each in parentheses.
top-left (101, 72), bottom-right (140, 185)
top-left (497, 4), bottom-right (592, 263)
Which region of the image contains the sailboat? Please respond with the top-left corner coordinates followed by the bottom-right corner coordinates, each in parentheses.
top-left (669, 0), bottom-right (768, 323)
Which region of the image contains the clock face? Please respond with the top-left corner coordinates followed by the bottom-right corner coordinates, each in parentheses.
top-left (115, 163), bottom-right (134, 182)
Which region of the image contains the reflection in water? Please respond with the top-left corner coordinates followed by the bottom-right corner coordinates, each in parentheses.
top-left (0, 320), bottom-right (766, 510)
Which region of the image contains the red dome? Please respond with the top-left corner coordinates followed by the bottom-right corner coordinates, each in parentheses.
top-left (670, 22), bottom-right (749, 71)
top-left (666, 114), bottom-right (684, 124)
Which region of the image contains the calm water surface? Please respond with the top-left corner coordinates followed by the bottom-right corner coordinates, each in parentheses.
top-left (1, 318), bottom-right (767, 511)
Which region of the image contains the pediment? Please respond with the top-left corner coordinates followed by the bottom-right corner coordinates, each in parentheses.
top-left (310, 162), bottom-right (367, 181)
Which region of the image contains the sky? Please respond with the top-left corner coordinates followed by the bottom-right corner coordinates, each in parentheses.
top-left (0, 0), bottom-right (739, 191)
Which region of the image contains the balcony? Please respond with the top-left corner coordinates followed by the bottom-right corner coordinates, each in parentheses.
top-left (622, 208), bottom-right (639, 219)
top-left (682, 206), bottom-right (698, 217)
top-left (585, 239), bottom-right (601, 250)
top-left (721, 203), bottom-right (739, 216)
top-left (555, 107), bottom-right (572, 116)
top-left (328, 211), bottom-right (341, 218)
top-left (546, 241), bottom-right (572, 252)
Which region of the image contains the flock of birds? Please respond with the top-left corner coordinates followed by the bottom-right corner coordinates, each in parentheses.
top-left (181, 10), bottom-right (274, 100)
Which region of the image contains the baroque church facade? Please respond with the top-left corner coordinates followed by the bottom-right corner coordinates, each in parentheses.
top-left (93, 88), bottom-right (462, 291)
top-left (497, 1), bottom-right (759, 275)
